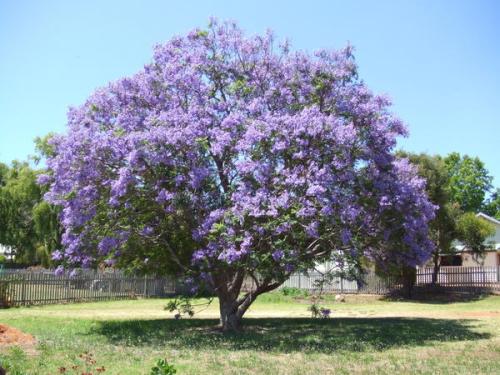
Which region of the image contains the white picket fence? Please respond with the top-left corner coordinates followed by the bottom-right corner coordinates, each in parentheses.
top-left (416, 266), bottom-right (500, 287)
top-left (281, 266), bottom-right (500, 294)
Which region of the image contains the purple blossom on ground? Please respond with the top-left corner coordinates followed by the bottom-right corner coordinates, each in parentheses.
top-left (320, 308), bottom-right (331, 318)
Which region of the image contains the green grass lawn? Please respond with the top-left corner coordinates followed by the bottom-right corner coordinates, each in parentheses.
top-left (1, 293), bottom-right (499, 374)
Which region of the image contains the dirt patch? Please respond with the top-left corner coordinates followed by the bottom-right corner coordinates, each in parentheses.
top-left (340, 294), bottom-right (384, 303)
top-left (453, 311), bottom-right (500, 318)
top-left (0, 324), bottom-right (36, 352)
top-left (291, 294), bottom-right (384, 304)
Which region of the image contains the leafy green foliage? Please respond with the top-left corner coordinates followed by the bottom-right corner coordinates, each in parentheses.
top-left (33, 133), bottom-right (58, 163)
top-left (165, 297), bottom-right (195, 319)
top-left (0, 161), bottom-right (61, 266)
top-left (150, 359), bottom-right (177, 375)
top-left (444, 152), bottom-right (492, 213)
top-left (280, 286), bottom-right (309, 298)
top-left (456, 212), bottom-right (495, 253)
top-left (307, 303), bottom-right (331, 319)
top-left (398, 152), bottom-right (459, 254)
top-left (165, 295), bottom-right (214, 319)
top-left (483, 188), bottom-right (500, 220)
top-left (399, 152), bottom-right (497, 280)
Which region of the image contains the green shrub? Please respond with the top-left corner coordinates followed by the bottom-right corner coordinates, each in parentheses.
top-left (151, 358), bottom-right (177, 375)
top-left (280, 287), bottom-right (309, 297)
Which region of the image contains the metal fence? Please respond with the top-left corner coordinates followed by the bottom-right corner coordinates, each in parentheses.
top-left (0, 269), bottom-right (176, 307)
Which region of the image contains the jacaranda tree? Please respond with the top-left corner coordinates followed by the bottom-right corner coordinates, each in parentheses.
top-left (41, 20), bottom-right (435, 331)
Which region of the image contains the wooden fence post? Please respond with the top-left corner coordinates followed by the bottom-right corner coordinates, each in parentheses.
top-left (21, 273), bottom-right (26, 305)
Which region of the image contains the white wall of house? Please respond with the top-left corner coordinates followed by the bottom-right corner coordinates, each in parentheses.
top-left (422, 212), bottom-right (500, 268)
top-left (448, 213), bottom-right (500, 267)
top-left (0, 244), bottom-right (14, 261)
top-left (461, 250), bottom-right (500, 267)
top-left (476, 213), bottom-right (500, 250)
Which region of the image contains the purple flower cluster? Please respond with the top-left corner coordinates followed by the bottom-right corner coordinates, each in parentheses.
top-left (320, 308), bottom-right (331, 318)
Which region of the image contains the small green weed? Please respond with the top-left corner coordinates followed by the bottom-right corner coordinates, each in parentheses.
top-left (150, 358), bottom-right (176, 375)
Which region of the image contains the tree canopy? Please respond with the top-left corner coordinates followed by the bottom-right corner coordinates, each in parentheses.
top-left (456, 212), bottom-right (495, 253)
top-left (398, 152), bottom-right (495, 283)
top-left (444, 152), bottom-right (492, 213)
top-left (0, 161), bottom-right (60, 266)
top-left (398, 153), bottom-right (457, 252)
top-left (484, 188), bottom-right (500, 220)
top-left (42, 20), bottom-right (435, 330)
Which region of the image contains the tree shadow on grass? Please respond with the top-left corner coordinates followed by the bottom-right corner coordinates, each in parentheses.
top-left (92, 317), bottom-right (489, 353)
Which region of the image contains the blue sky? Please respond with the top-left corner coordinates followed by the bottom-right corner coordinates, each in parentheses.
top-left (1, 0), bottom-right (499, 185)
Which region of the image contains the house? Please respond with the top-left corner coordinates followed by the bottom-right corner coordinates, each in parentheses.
top-left (0, 244), bottom-right (14, 262)
top-left (315, 212), bottom-right (500, 272)
top-left (440, 212), bottom-right (500, 267)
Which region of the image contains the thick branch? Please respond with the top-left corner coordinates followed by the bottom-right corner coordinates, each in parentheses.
top-left (210, 151), bottom-right (230, 194)
top-left (236, 280), bottom-right (283, 317)
top-left (228, 269), bottom-right (245, 296)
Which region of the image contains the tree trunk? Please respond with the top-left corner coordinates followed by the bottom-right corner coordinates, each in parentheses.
top-left (214, 272), bottom-right (282, 332)
top-left (402, 266), bottom-right (416, 299)
top-left (218, 294), bottom-right (243, 332)
top-left (431, 254), bottom-right (440, 286)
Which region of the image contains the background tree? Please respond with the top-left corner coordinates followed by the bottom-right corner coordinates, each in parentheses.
top-left (444, 152), bottom-right (492, 213)
top-left (397, 152), bottom-right (459, 284)
top-left (456, 212), bottom-right (495, 255)
top-left (0, 162), bottom-right (10, 237)
top-left (483, 188), bottom-right (500, 220)
top-left (0, 162), bottom-right (45, 265)
top-left (0, 159), bottom-right (61, 266)
top-left (400, 152), bottom-right (496, 284)
top-left (42, 20), bottom-right (435, 331)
